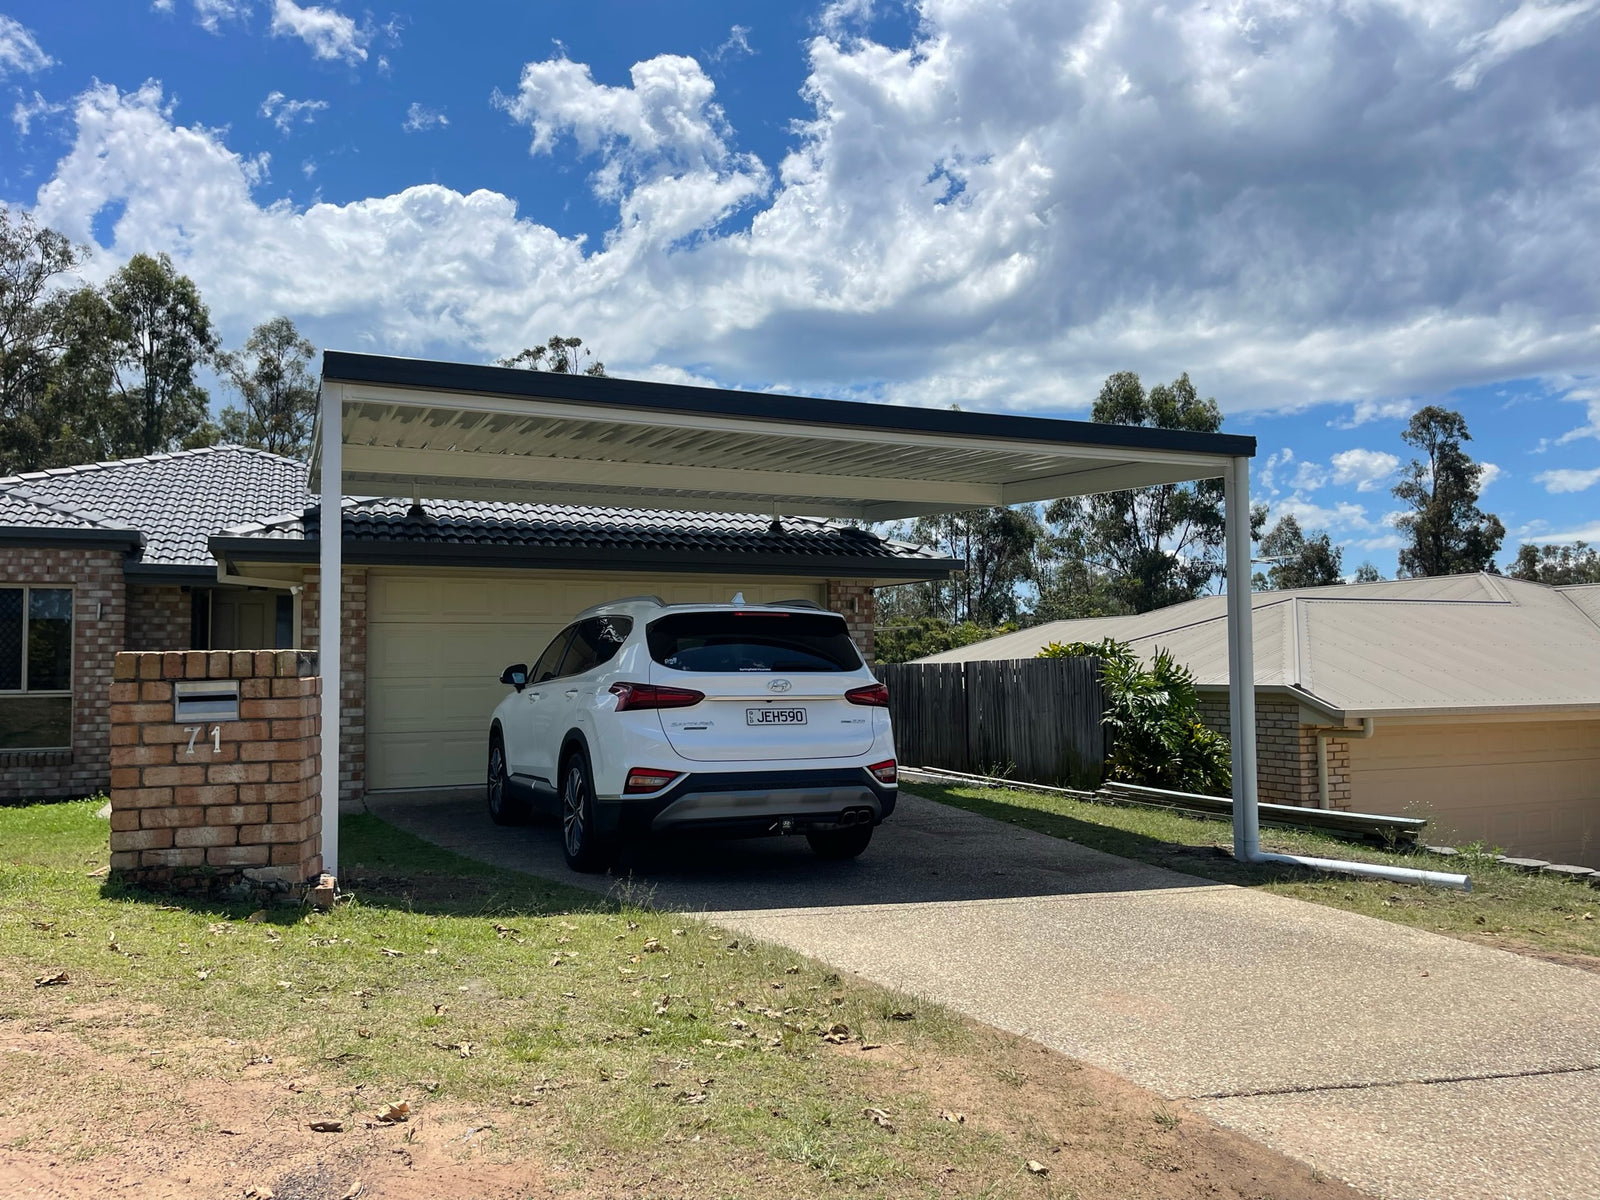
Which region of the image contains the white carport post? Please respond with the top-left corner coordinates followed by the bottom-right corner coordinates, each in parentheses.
top-left (318, 381), bottom-right (342, 876)
top-left (1224, 455), bottom-right (1260, 861)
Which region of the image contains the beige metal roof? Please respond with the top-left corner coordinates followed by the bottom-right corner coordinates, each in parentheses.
top-left (311, 353), bottom-right (1253, 522)
top-left (917, 574), bottom-right (1600, 718)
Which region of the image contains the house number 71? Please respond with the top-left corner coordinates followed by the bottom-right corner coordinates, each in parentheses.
top-left (184, 726), bottom-right (222, 755)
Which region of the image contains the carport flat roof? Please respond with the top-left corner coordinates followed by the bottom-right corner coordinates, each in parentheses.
top-left (312, 352), bottom-right (1255, 522)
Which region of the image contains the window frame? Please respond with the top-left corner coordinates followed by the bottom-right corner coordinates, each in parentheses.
top-left (0, 583), bottom-right (75, 751)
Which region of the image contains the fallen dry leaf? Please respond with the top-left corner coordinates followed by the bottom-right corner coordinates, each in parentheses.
top-left (939, 1109), bottom-right (966, 1124)
top-left (509, 1095), bottom-right (537, 1107)
top-left (642, 938), bottom-right (664, 953)
top-left (34, 971), bottom-right (69, 988)
top-left (243, 1187), bottom-right (275, 1200)
top-left (246, 910), bottom-right (268, 924)
top-left (889, 1011), bottom-right (916, 1021)
top-left (1025, 1160), bottom-right (1049, 1176)
top-left (30, 920), bottom-right (55, 931)
top-left (338, 1183), bottom-right (364, 1200)
top-left (309, 1119), bottom-right (344, 1133)
top-left (822, 1022), bottom-right (851, 1044)
top-left (379, 948), bottom-right (404, 958)
top-left (85, 865), bottom-right (110, 878)
top-left (377, 1101), bottom-right (410, 1123)
top-left (862, 1107), bottom-right (896, 1132)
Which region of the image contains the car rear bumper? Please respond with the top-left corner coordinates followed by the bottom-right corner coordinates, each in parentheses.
top-left (594, 767), bottom-right (897, 839)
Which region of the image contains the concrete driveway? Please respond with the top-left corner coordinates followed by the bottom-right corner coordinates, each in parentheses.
top-left (365, 788), bottom-right (1600, 1200)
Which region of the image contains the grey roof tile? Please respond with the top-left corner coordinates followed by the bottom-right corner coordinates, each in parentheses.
top-left (225, 497), bottom-right (945, 562)
top-left (0, 446), bottom-right (308, 567)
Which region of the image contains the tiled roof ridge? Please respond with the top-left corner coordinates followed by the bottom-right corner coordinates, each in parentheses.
top-left (0, 443), bottom-right (297, 488)
top-left (0, 482), bottom-right (139, 531)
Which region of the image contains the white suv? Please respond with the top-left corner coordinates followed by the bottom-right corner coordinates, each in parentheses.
top-left (486, 596), bottom-right (898, 871)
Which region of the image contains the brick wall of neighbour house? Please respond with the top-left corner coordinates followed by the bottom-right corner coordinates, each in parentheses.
top-left (125, 584), bottom-right (191, 652)
top-left (107, 650), bottom-right (322, 894)
top-left (0, 547), bottom-right (126, 802)
top-left (298, 568), bottom-right (366, 804)
top-left (1197, 693), bottom-right (1352, 810)
top-left (827, 580), bottom-right (878, 662)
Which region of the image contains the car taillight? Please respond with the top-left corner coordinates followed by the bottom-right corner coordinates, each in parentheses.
top-left (625, 767), bottom-right (682, 794)
top-left (867, 759), bottom-right (898, 785)
top-left (845, 682), bottom-right (889, 707)
top-left (609, 682), bottom-right (705, 711)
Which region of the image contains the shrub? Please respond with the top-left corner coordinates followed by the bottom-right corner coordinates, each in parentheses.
top-left (1039, 638), bottom-right (1231, 796)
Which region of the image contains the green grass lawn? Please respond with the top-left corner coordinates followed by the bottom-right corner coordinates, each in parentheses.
top-left (912, 782), bottom-right (1600, 964)
top-left (0, 800), bottom-right (1354, 1200)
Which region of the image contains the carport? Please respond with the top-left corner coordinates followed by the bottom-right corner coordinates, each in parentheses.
top-left (309, 351), bottom-right (1262, 875)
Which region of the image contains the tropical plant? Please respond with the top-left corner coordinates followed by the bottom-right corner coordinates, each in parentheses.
top-left (1039, 638), bottom-right (1231, 795)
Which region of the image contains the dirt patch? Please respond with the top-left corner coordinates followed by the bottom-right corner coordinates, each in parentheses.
top-left (1461, 936), bottom-right (1600, 976)
top-left (825, 1026), bottom-right (1364, 1200)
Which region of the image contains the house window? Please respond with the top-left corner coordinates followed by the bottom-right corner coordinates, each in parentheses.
top-left (0, 586), bottom-right (74, 750)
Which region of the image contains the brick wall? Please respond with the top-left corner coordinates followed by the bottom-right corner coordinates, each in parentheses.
top-left (1197, 692), bottom-right (1352, 810)
top-left (0, 547), bottom-right (127, 801)
top-left (107, 649), bottom-right (322, 893)
top-left (298, 567), bottom-right (366, 803)
top-left (827, 580), bottom-right (877, 662)
top-left (126, 584), bottom-right (191, 652)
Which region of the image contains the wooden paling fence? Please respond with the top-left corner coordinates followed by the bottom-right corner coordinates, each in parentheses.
top-left (874, 657), bottom-right (1105, 788)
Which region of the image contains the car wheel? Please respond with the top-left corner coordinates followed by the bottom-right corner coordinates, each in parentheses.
top-left (487, 734), bottom-right (528, 826)
top-left (806, 824), bottom-right (874, 860)
top-left (561, 751), bottom-right (615, 873)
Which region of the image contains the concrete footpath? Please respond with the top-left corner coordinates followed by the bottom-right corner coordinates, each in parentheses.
top-left (366, 788), bottom-right (1600, 1200)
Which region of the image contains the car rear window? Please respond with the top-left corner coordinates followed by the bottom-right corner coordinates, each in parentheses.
top-left (647, 612), bottom-right (862, 673)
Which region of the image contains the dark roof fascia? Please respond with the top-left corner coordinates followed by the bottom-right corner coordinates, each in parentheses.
top-left (121, 562), bottom-right (224, 587)
top-left (322, 351), bottom-right (1258, 460)
top-left (211, 534), bottom-right (961, 581)
top-left (0, 527), bottom-right (144, 550)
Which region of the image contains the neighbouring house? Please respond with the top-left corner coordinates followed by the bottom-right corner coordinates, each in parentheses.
top-left (918, 574), bottom-right (1600, 868)
top-left (0, 445), bottom-right (957, 804)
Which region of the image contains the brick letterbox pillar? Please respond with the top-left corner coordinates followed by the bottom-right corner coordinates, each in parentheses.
top-left (108, 650), bottom-right (323, 895)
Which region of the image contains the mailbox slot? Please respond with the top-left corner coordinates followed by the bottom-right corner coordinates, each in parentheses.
top-left (173, 680), bottom-right (240, 723)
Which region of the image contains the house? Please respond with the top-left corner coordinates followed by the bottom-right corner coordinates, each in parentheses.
top-left (1, 445), bottom-right (957, 804)
top-left (918, 574), bottom-right (1600, 867)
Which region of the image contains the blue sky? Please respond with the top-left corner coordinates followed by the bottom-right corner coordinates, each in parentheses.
top-left (2, 0), bottom-right (1598, 575)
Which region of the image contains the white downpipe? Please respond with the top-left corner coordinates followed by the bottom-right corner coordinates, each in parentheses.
top-left (1316, 716), bottom-right (1375, 810)
top-left (1223, 460), bottom-right (1466, 889)
top-left (319, 381), bottom-right (342, 877)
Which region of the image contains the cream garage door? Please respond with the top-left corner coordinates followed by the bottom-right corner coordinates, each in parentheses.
top-left (1347, 720), bottom-right (1600, 867)
top-left (366, 571), bottom-right (828, 791)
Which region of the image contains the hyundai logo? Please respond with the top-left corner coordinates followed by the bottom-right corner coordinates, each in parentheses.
top-left (767, 678), bottom-right (793, 694)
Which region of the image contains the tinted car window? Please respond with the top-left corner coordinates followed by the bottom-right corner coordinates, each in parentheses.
top-left (558, 616), bottom-right (633, 677)
top-left (647, 612), bottom-right (861, 673)
top-left (531, 626), bottom-right (576, 682)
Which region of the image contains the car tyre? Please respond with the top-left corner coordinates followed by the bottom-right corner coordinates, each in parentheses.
top-left (487, 733), bottom-right (529, 826)
top-left (561, 751), bottom-right (616, 873)
top-left (806, 824), bottom-right (874, 860)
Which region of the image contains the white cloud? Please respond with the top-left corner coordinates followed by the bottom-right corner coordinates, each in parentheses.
top-left (1330, 448), bottom-right (1401, 492)
top-left (1536, 465), bottom-right (1600, 493)
top-left (1452, 0), bottom-right (1600, 89)
top-left (259, 91), bottom-right (329, 134)
top-left (192, 0), bottom-right (247, 33)
top-left (12, 90), bottom-right (64, 136)
top-left (270, 0), bottom-right (368, 65)
top-left (151, 0), bottom-right (176, 12)
top-left (0, 15), bottom-right (52, 77)
top-left (402, 102), bottom-right (448, 133)
top-left (1291, 460), bottom-right (1328, 490)
top-left (20, 1), bottom-right (1600, 413)
top-left (712, 25), bottom-right (755, 62)
top-left (1477, 461), bottom-right (1503, 489)
top-left (1328, 398), bottom-right (1416, 430)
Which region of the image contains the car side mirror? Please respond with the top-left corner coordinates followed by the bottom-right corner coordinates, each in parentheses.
top-left (500, 663), bottom-right (529, 691)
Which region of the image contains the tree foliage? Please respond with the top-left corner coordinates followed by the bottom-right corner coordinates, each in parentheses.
top-left (0, 207), bottom-right (88, 474)
top-left (905, 506), bottom-right (1041, 625)
top-left (875, 615), bottom-right (1016, 664)
top-left (1046, 372), bottom-right (1227, 613)
top-left (216, 316), bottom-right (319, 458)
top-left (1353, 562), bottom-right (1383, 583)
top-left (1254, 513), bottom-right (1343, 590)
top-left (1038, 637), bottom-right (1231, 795)
top-left (1392, 406), bottom-right (1504, 577)
top-left (499, 334), bottom-right (606, 376)
top-left (1509, 542), bottom-right (1600, 585)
